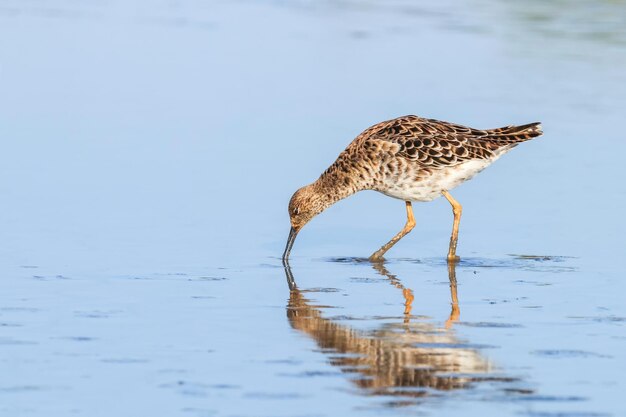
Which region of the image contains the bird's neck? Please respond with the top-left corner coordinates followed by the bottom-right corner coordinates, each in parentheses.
top-left (312, 162), bottom-right (362, 208)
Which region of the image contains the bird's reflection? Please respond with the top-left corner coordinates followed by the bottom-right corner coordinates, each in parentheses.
top-left (284, 262), bottom-right (507, 397)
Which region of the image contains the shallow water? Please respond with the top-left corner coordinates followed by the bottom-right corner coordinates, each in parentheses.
top-left (1, 1), bottom-right (626, 416)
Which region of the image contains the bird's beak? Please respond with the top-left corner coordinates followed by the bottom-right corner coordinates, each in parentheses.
top-left (282, 227), bottom-right (299, 264)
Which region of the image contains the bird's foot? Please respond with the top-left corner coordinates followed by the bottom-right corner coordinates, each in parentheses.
top-left (447, 255), bottom-right (460, 263)
top-left (368, 253), bottom-right (385, 263)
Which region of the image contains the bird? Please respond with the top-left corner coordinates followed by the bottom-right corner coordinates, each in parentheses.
top-left (282, 115), bottom-right (542, 263)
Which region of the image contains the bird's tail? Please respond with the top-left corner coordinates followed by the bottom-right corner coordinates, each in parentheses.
top-left (487, 122), bottom-right (543, 144)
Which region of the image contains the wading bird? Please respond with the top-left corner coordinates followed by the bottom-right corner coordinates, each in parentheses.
top-left (283, 115), bottom-right (542, 262)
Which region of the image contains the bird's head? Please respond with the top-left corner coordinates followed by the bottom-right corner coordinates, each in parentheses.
top-left (288, 184), bottom-right (327, 230)
top-left (282, 183), bottom-right (332, 262)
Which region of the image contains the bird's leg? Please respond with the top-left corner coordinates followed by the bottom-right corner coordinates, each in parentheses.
top-left (441, 190), bottom-right (462, 262)
top-left (369, 201), bottom-right (415, 262)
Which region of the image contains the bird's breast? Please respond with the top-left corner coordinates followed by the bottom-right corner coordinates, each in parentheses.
top-left (375, 158), bottom-right (497, 202)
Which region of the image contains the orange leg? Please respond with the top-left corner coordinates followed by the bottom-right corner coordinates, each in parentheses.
top-left (441, 190), bottom-right (462, 262)
top-left (369, 201), bottom-right (415, 262)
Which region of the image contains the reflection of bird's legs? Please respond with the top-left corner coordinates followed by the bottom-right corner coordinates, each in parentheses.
top-left (371, 262), bottom-right (414, 323)
top-left (445, 262), bottom-right (460, 329)
top-left (402, 288), bottom-right (414, 323)
top-left (441, 190), bottom-right (462, 262)
top-left (370, 201), bottom-right (415, 262)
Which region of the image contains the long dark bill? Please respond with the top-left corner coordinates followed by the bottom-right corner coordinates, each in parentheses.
top-left (282, 227), bottom-right (298, 265)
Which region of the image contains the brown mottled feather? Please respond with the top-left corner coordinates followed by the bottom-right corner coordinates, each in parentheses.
top-left (361, 115), bottom-right (542, 168)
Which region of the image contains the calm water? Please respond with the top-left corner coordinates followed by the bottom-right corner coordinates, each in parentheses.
top-left (1, 1), bottom-right (626, 416)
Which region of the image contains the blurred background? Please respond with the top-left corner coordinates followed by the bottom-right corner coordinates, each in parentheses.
top-left (1, 0), bottom-right (625, 269)
top-left (1, 1), bottom-right (625, 416)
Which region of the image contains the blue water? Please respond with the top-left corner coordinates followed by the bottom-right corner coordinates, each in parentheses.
top-left (1, 1), bottom-right (625, 416)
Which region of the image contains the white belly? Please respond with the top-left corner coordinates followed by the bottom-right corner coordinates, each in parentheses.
top-left (379, 157), bottom-right (500, 202)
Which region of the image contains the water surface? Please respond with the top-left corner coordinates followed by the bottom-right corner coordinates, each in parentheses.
top-left (1, 1), bottom-right (625, 416)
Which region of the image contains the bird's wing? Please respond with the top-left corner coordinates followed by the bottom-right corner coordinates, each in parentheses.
top-left (362, 115), bottom-right (541, 168)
